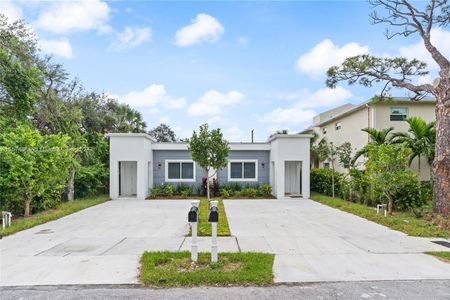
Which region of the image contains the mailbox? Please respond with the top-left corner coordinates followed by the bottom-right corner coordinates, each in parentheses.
top-left (188, 206), bottom-right (198, 223)
top-left (208, 206), bottom-right (219, 223)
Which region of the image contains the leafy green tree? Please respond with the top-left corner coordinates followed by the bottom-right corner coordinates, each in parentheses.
top-left (0, 15), bottom-right (42, 121)
top-left (326, 0), bottom-right (449, 215)
top-left (336, 142), bottom-right (353, 170)
top-left (366, 143), bottom-right (417, 214)
top-left (187, 124), bottom-right (230, 201)
top-left (392, 116), bottom-right (435, 176)
top-left (352, 127), bottom-right (394, 165)
top-left (0, 124), bottom-right (74, 216)
top-left (148, 123), bottom-right (177, 142)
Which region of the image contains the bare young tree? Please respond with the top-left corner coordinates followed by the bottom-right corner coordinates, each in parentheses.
top-left (326, 0), bottom-right (449, 216)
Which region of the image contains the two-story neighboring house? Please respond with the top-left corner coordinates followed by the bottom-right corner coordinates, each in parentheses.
top-left (303, 97), bottom-right (436, 181)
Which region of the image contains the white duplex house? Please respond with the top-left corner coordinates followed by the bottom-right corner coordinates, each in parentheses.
top-left (108, 133), bottom-right (312, 199)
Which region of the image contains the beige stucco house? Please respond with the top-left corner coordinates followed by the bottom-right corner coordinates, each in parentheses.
top-left (303, 97), bottom-right (436, 181)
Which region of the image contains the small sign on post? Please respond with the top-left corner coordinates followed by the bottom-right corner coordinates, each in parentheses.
top-left (188, 200), bottom-right (200, 262)
top-left (376, 204), bottom-right (387, 217)
top-left (209, 200), bottom-right (219, 263)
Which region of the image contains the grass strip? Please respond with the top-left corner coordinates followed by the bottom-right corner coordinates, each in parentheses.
top-left (192, 198), bottom-right (231, 236)
top-left (1, 195), bottom-right (110, 236)
top-left (311, 192), bottom-right (449, 238)
top-left (426, 251), bottom-right (450, 263)
top-left (140, 251), bottom-right (274, 287)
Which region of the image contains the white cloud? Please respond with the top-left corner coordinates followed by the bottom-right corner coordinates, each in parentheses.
top-left (187, 90), bottom-right (243, 116)
top-left (296, 39), bottom-right (369, 77)
top-left (260, 86), bottom-right (353, 125)
top-left (175, 14), bottom-right (224, 47)
top-left (108, 27), bottom-right (152, 51)
top-left (166, 97), bottom-right (187, 109)
top-left (0, 1), bottom-right (22, 21)
top-left (159, 116), bottom-right (170, 124)
top-left (225, 126), bottom-right (246, 142)
top-left (35, 0), bottom-right (110, 34)
top-left (237, 37), bottom-right (248, 45)
top-left (260, 107), bottom-right (317, 125)
top-left (119, 84), bottom-right (186, 110)
top-left (38, 38), bottom-right (74, 58)
top-left (399, 28), bottom-right (450, 71)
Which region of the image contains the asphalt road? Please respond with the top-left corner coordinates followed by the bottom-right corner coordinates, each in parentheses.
top-left (2, 280), bottom-right (450, 300)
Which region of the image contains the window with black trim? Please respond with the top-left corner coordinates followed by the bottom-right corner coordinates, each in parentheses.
top-left (228, 160), bottom-right (257, 181)
top-left (390, 107), bottom-right (408, 121)
top-left (166, 161), bottom-right (195, 181)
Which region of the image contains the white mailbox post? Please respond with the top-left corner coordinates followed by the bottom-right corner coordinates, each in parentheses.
top-left (188, 200), bottom-right (200, 262)
top-left (209, 200), bottom-right (219, 263)
top-left (2, 211), bottom-right (12, 230)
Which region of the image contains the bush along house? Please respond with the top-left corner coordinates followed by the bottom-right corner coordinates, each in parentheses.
top-left (108, 133), bottom-right (312, 199)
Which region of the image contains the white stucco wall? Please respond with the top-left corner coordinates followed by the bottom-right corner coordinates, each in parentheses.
top-left (109, 133), bottom-right (311, 200)
top-left (269, 135), bottom-right (311, 199)
top-left (109, 134), bottom-right (153, 199)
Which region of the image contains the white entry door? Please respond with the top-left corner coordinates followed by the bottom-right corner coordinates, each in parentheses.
top-left (285, 161), bottom-right (301, 195)
top-left (120, 161), bottom-right (137, 197)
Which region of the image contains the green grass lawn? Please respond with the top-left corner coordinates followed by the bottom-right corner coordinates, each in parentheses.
top-left (192, 198), bottom-right (231, 236)
top-left (311, 192), bottom-right (449, 238)
top-left (140, 251), bottom-right (274, 287)
top-left (426, 251), bottom-right (450, 263)
top-left (1, 195), bottom-right (110, 236)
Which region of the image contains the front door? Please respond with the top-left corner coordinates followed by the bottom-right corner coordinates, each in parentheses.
top-left (120, 161), bottom-right (137, 197)
top-left (285, 161), bottom-right (301, 195)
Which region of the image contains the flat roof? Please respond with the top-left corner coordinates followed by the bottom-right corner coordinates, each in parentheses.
top-left (311, 97), bottom-right (436, 128)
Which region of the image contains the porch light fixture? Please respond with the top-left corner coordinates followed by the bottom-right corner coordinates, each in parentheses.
top-left (261, 161), bottom-right (265, 168)
top-left (158, 162), bottom-right (162, 169)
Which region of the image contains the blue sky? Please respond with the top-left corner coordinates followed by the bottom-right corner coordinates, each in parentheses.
top-left (1, 1), bottom-right (448, 141)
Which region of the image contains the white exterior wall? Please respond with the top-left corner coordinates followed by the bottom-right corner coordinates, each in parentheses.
top-left (269, 135), bottom-right (311, 199)
top-left (109, 134), bottom-right (152, 199)
top-left (109, 133), bottom-right (311, 200)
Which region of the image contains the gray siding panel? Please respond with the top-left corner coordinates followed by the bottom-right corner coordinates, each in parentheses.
top-left (217, 150), bottom-right (270, 185)
top-left (153, 149), bottom-right (270, 187)
top-left (153, 150), bottom-right (204, 187)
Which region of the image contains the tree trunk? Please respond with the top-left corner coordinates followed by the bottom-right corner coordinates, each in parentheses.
top-left (418, 154), bottom-right (421, 177)
top-left (24, 197), bottom-right (31, 217)
top-left (206, 170), bottom-right (210, 201)
top-left (68, 166), bottom-right (75, 201)
top-left (386, 193), bottom-right (393, 215)
top-left (433, 91), bottom-right (450, 216)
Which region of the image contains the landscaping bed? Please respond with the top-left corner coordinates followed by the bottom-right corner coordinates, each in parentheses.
top-left (140, 251), bottom-right (274, 287)
top-left (311, 192), bottom-right (449, 238)
top-left (148, 182), bottom-right (273, 199)
top-left (0, 195), bottom-right (110, 236)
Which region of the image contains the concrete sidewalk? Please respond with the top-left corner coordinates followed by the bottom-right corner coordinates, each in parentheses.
top-left (224, 199), bottom-right (450, 282)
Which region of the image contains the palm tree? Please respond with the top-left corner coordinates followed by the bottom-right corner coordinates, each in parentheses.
top-left (352, 127), bottom-right (394, 165)
top-left (391, 116), bottom-right (435, 175)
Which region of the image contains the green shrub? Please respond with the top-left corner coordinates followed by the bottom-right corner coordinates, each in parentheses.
top-left (150, 187), bottom-right (158, 199)
top-left (260, 184), bottom-right (272, 196)
top-left (163, 184), bottom-right (174, 197)
top-left (180, 187), bottom-right (192, 198)
top-left (233, 190), bottom-right (242, 198)
top-left (391, 173), bottom-right (425, 211)
top-left (220, 188), bottom-right (231, 198)
top-left (311, 168), bottom-right (348, 198)
top-left (242, 187), bottom-right (258, 198)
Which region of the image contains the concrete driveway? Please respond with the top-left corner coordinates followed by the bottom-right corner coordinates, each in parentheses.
top-left (224, 199), bottom-right (450, 282)
top-left (1, 200), bottom-right (192, 286)
top-left (2, 198), bottom-right (450, 286)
